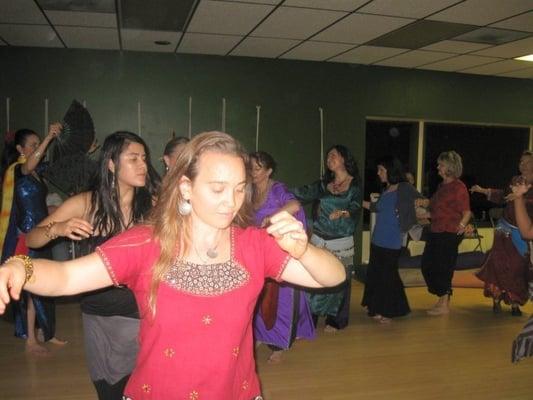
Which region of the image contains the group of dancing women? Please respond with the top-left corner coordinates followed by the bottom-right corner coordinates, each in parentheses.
top-left (0, 121), bottom-right (532, 399)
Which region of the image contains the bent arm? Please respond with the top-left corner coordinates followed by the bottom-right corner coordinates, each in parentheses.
top-left (26, 192), bottom-right (92, 249)
top-left (281, 245), bottom-right (345, 288)
top-left (20, 123), bottom-right (61, 175)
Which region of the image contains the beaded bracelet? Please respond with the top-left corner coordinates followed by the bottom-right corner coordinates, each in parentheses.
top-left (44, 221), bottom-right (58, 239)
top-left (5, 255), bottom-right (34, 284)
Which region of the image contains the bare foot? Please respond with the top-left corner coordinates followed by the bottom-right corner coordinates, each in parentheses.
top-left (267, 350), bottom-right (283, 364)
top-left (324, 325), bottom-right (338, 333)
top-left (377, 316), bottom-right (392, 324)
top-left (48, 337), bottom-right (68, 346)
top-left (427, 306), bottom-right (449, 316)
top-left (26, 341), bottom-right (50, 356)
top-left (372, 314), bottom-right (383, 320)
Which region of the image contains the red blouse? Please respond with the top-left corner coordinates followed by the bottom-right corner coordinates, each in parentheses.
top-left (96, 224), bottom-right (290, 400)
top-left (429, 179), bottom-right (470, 233)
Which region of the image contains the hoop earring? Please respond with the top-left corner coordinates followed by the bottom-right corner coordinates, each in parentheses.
top-left (178, 199), bottom-right (192, 216)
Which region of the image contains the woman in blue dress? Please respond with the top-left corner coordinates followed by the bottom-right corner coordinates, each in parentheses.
top-left (0, 123), bottom-right (64, 354)
top-left (292, 145), bottom-right (362, 332)
top-left (362, 156), bottom-right (420, 323)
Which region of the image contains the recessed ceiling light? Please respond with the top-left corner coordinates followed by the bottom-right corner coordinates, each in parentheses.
top-left (154, 40), bottom-right (171, 46)
top-left (515, 54), bottom-right (533, 62)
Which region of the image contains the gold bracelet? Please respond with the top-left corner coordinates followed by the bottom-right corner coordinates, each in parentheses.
top-left (44, 221), bottom-right (58, 239)
top-left (33, 150), bottom-right (42, 158)
top-left (5, 255), bottom-right (34, 284)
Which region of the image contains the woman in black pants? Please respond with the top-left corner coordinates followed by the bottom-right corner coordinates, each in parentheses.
top-left (416, 151), bottom-right (471, 316)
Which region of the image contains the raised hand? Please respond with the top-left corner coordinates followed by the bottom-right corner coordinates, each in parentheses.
top-left (47, 122), bottom-right (62, 139)
top-left (510, 180), bottom-right (531, 199)
top-left (266, 211), bottom-right (308, 259)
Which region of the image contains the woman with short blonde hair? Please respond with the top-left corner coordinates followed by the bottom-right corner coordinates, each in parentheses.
top-left (437, 150), bottom-right (463, 178)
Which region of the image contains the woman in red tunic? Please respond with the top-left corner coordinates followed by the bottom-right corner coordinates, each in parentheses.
top-left (0, 131), bottom-right (345, 400)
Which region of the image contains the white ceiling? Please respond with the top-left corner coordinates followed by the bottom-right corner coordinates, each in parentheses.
top-left (0, 0), bottom-right (532, 79)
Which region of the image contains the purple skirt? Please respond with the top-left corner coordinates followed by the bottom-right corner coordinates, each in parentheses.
top-left (253, 283), bottom-right (315, 349)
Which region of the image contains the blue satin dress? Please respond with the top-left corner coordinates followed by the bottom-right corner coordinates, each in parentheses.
top-left (1, 163), bottom-right (56, 340)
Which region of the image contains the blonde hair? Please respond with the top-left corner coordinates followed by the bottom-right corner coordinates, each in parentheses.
top-left (147, 131), bottom-right (253, 315)
top-left (438, 150), bottom-right (463, 178)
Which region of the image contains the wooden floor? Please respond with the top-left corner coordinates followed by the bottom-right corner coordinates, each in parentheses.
top-left (1, 282), bottom-right (533, 400)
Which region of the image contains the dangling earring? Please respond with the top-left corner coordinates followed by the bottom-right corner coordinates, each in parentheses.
top-left (178, 199), bottom-right (192, 216)
top-left (111, 174), bottom-right (116, 190)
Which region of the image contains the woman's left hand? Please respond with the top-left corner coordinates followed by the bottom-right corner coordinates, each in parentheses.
top-left (266, 211), bottom-right (308, 259)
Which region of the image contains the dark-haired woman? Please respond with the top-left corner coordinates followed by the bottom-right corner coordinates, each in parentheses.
top-left (26, 131), bottom-right (160, 399)
top-left (0, 123), bottom-right (63, 354)
top-left (250, 151), bottom-right (315, 363)
top-left (162, 136), bottom-right (189, 173)
top-left (361, 156), bottom-right (421, 323)
top-left (292, 145), bottom-right (362, 331)
top-left (472, 151), bottom-right (533, 316)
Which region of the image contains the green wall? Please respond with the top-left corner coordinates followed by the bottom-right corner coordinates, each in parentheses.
top-left (1, 47), bottom-right (532, 261)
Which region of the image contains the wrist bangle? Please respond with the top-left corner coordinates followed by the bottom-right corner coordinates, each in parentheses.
top-left (44, 221), bottom-right (58, 239)
top-left (5, 255), bottom-right (34, 285)
top-left (459, 222), bottom-right (466, 228)
top-left (33, 150), bottom-right (42, 158)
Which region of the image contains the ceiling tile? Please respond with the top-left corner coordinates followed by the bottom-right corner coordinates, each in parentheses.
top-left (329, 45), bottom-right (408, 64)
top-left (280, 40), bottom-right (354, 61)
top-left (367, 20), bottom-right (477, 49)
top-left (230, 36), bottom-right (300, 58)
top-left (375, 50), bottom-right (454, 68)
top-left (461, 59), bottom-right (533, 74)
top-left (187, 0), bottom-right (275, 35)
top-left (421, 40), bottom-right (491, 53)
top-left (121, 0), bottom-right (195, 31)
top-left (313, 13), bottom-right (414, 44)
top-left (358, 0), bottom-right (462, 19)
top-left (422, 54), bottom-right (502, 71)
top-left (37, 0), bottom-right (115, 12)
top-left (221, 0), bottom-right (281, 4)
top-left (0, 24), bottom-right (63, 47)
top-left (0, 0), bottom-right (47, 24)
top-left (122, 29), bottom-right (180, 52)
top-left (177, 33), bottom-right (242, 55)
top-left (251, 6), bottom-right (346, 39)
top-left (453, 27), bottom-right (530, 45)
top-left (45, 10), bottom-right (116, 28)
top-left (56, 26), bottom-right (118, 49)
top-left (490, 11), bottom-right (533, 33)
top-left (428, 0), bottom-right (533, 26)
top-left (283, 0), bottom-right (369, 12)
top-left (497, 67), bottom-right (533, 78)
top-left (471, 36), bottom-right (533, 58)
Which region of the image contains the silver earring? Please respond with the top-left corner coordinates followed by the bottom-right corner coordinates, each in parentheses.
top-left (178, 200), bottom-right (192, 216)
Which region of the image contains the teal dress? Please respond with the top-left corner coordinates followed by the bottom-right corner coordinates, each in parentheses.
top-left (292, 179), bottom-right (361, 328)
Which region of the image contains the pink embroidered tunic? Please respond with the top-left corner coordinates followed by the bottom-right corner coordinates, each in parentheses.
top-left (96, 225), bottom-right (289, 400)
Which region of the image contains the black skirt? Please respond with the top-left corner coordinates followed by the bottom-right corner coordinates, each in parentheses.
top-left (362, 243), bottom-right (411, 318)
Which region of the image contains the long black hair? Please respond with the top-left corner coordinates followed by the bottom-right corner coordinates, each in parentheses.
top-left (323, 144), bottom-right (360, 185)
top-left (90, 131), bottom-right (160, 239)
top-left (1, 129), bottom-right (38, 181)
top-left (376, 155), bottom-right (406, 185)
